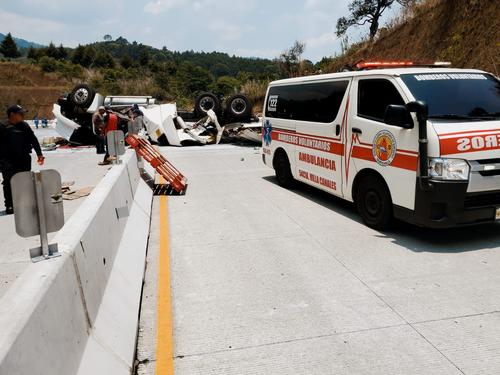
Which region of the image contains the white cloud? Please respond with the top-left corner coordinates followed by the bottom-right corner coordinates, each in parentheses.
top-left (208, 22), bottom-right (242, 42)
top-left (304, 0), bottom-right (326, 9)
top-left (306, 31), bottom-right (337, 48)
top-left (144, 0), bottom-right (188, 14)
top-left (191, 0), bottom-right (257, 12)
top-left (0, 9), bottom-right (64, 41)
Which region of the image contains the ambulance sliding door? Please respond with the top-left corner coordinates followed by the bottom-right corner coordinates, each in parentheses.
top-left (293, 79), bottom-right (351, 197)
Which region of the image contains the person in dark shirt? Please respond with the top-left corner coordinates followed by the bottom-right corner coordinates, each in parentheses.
top-left (93, 105), bottom-right (107, 156)
top-left (0, 105), bottom-right (44, 214)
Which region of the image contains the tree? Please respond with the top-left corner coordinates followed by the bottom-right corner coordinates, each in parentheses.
top-left (71, 45), bottom-right (86, 65)
top-left (120, 53), bottom-right (134, 69)
top-left (278, 40), bottom-right (306, 78)
top-left (27, 46), bottom-right (38, 60)
top-left (210, 76), bottom-right (240, 96)
top-left (299, 59), bottom-right (315, 75)
top-left (57, 44), bottom-right (67, 60)
top-left (94, 50), bottom-right (115, 68)
top-left (336, 0), bottom-right (406, 40)
top-left (139, 49), bottom-right (150, 66)
top-left (103, 34), bottom-right (112, 42)
top-left (81, 46), bottom-right (96, 67)
top-left (175, 62), bottom-right (213, 95)
top-left (0, 33), bottom-right (21, 58)
top-left (154, 70), bottom-right (170, 90)
top-left (45, 42), bottom-right (59, 59)
top-left (39, 56), bottom-right (57, 72)
top-left (210, 63), bottom-right (230, 78)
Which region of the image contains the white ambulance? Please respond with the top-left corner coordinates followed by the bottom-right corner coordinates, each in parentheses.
top-left (262, 61), bottom-right (500, 229)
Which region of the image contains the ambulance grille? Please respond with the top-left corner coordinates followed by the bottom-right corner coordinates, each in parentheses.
top-left (464, 191), bottom-right (500, 208)
top-left (477, 158), bottom-right (500, 164)
top-left (479, 170), bottom-right (500, 177)
top-left (476, 159), bottom-right (500, 176)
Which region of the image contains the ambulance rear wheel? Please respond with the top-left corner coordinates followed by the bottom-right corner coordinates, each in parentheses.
top-left (356, 175), bottom-right (392, 230)
top-left (274, 151), bottom-right (294, 188)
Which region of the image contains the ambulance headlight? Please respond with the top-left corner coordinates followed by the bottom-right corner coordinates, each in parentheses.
top-left (428, 158), bottom-right (470, 181)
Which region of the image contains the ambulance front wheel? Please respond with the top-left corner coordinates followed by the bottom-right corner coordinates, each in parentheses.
top-left (274, 151), bottom-right (295, 188)
top-left (356, 175), bottom-right (393, 230)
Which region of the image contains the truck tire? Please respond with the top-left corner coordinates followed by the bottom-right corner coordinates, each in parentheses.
top-left (225, 94), bottom-right (251, 120)
top-left (69, 125), bottom-right (96, 145)
top-left (157, 134), bottom-right (169, 146)
top-left (356, 175), bottom-right (393, 230)
top-left (273, 151), bottom-right (295, 188)
top-left (195, 92), bottom-right (221, 117)
top-left (69, 84), bottom-right (95, 109)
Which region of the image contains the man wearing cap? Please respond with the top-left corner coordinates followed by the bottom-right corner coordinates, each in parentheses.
top-left (0, 105), bottom-right (45, 214)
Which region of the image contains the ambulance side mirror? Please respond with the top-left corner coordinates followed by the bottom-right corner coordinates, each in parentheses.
top-left (384, 105), bottom-right (414, 129)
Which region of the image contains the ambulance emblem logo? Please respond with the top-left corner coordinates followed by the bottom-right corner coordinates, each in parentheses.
top-left (263, 120), bottom-right (272, 146)
top-left (372, 130), bottom-right (397, 166)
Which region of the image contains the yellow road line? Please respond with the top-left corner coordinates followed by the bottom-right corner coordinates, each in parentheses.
top-left (156, 195), bottom-right (174, 374)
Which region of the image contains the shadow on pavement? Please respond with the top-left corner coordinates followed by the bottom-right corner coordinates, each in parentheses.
top-left (263, 175), bottom-right (500, 254)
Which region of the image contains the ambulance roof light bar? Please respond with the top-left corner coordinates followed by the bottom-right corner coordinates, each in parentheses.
top-left (355, 61), bottom-right (452, 70)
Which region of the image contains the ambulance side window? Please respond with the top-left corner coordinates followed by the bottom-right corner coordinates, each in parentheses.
top-left (358, 79), bottom-right (405, 122)
top-left (266, 81), bottom-right (349, 123)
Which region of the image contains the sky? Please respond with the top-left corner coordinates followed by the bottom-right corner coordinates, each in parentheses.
top-left (0, 0), bottom-right (402, 62)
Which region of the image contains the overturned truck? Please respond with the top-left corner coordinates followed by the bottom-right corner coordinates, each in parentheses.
top-left (53, 84), bottom-right (262, 146)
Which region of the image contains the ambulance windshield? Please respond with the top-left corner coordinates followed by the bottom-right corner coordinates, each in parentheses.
top-left (401, 73), bottom-right (500, 120)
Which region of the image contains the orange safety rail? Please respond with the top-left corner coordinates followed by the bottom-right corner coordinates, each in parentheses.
top-left (126, 134), bottom-right (187, 194)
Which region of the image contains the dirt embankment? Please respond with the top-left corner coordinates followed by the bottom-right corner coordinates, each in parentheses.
top-left (326, 0), bottom-right (500, 74)
top-left (0, 62), bottom-right (71, 119)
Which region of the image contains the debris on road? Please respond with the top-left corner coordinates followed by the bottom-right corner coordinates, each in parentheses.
top-left (62, 186), bottom-right (93, 200)
top-left (53, 84), bottom-right (262, 147)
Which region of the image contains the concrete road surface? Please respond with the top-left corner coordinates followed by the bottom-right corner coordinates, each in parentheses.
top-left (137, 144), bottom-right (500, 374)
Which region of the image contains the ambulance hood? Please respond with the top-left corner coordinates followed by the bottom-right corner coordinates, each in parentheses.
top-left (431, 119), bottom-right (500, 160)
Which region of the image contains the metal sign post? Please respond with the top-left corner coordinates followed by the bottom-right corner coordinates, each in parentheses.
top-left (107, 130), bottom-right (125, 164)
top-left (11, 170), bottom-right (65, 263)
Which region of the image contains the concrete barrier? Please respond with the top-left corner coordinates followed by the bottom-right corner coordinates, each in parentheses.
top-left (0, 150), bottom-right (153, 375)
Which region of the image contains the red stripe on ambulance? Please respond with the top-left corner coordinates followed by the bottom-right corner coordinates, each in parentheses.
top-left (440, 132), bottom-right (500, 155)
top-left (351, 146), bottom-right (418, 171)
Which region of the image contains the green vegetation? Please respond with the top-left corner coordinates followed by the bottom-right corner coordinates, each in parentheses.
top-left (6, 35), bottom-right (286, 109)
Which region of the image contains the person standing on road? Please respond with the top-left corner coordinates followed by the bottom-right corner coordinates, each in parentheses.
top-left (34, 114), bottom-right (39, 129)
top-left (0, 105), bottom-right (45, 215)
top-left (93, 106), bottom-right (108, 162)
top-left (128, 104), bottom-right (144, 135)
top-left (102, 107), bottom-right (119, 165)
top-left (95, 106), bottom-right (119, 166)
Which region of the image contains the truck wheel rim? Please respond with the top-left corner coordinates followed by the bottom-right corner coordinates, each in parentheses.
top-left (200, 97), bottom-right (215, 112)
top-left (231, 98), bottom-right (246, 115)
top-left (74, 88), bottom-right (89, 103)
